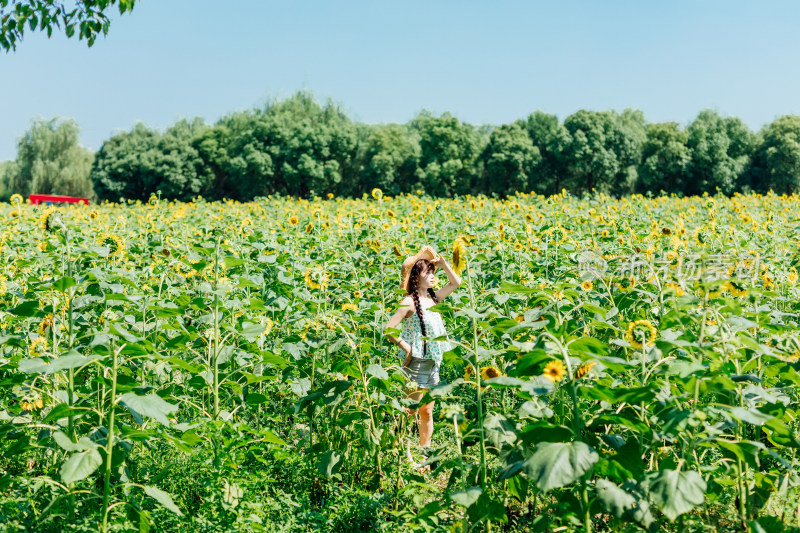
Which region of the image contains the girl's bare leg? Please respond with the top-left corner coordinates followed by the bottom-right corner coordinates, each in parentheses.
top-left (418, 400), bottom-right (434, 447)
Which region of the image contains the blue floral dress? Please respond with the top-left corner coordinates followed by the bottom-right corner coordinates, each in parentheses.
top-left (397, 305), bottom-right (452, 363)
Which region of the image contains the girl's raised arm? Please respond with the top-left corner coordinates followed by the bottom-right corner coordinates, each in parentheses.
top-left (433, 256), bottom-right (461, 301)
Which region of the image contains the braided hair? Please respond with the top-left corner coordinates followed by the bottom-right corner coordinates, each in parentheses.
top-left (407, 259), bottom-right (439, 357)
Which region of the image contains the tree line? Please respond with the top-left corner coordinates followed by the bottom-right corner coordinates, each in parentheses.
top-left (2, 92), bottom-right (800, 202)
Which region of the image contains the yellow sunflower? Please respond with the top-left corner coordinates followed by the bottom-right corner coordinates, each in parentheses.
top-left (625, 319), bottom-right (657, 349)
top-left (581, 280), bottom-right (593, 291)
top-left (341, 303), bottom-right (358, 312)
top-left (304, 265), bottom-right (330, 291)
top-left (543, 359), bottom-right (566, 383)
top-left (480, 366), bottom-right (503, 381)
top-left (463, 364), bottom-right (475, 381)
top-left (9, 193), bottom-right (23, 205)
top-left (288, 215), bottom-right (299, 226)
top-left (99, 233), bottom-right (125, 256)
top-left (371, 188), bottom-right (383, 200)
top-left (452, 237), bottom-right (469, 276)
top-left (576, 361), bottom-right (596, 379)
top-left (28, 336), bottom-right (49, 356)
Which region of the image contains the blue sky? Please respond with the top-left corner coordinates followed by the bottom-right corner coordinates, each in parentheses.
top-left (1, 0), bottom-right (799, 160)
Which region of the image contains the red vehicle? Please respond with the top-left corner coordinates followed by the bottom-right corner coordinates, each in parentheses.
top-left (29, 194), bottom-right (90, 206)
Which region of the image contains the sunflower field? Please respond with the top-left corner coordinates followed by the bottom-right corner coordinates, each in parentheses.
top-left (1, 189), bottom-right (799, 532)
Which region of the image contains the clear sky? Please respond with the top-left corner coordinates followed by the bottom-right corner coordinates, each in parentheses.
top-left (2, 0), bottom-right (799, 161)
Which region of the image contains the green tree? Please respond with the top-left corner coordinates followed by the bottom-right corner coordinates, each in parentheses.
top-left (91, 119), bottom-right (212, 202)
top-left (411, 111), bottom-right (482, 197)
top-left (524, 112), bottom-right (569, 195)
top-left (637, 122), bottom-right (690, 194)
top-left (480, 122), bottom-right (540, 196)
top-left (0, 160), bottom-right (16, 201)
top-left (357, 123), bottom-right (419, 196)
top-left (216, 92), bottom-right (359, 200)
top-left (748, 115), bottom-right (800, 194)
top-left (1, 0), bottom-right (135, 51)
top-left (686, 110), bottom-right (754, 195)
top-left (13, 117), bottom-right (94, 198)
top-left (559, 109), bottom-right (645, 195)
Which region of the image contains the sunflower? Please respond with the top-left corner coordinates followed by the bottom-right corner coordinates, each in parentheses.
top-left (480, 366), bottom-right (503, 380)
top-left (788, 268), bottom-right (798, 285)
top-left (40, 207), bottom-right (64, 233)
top-left (305, 223), bottom-right (314, 233)
top-left (89, 209), bottom-right (99, 220)
top-left (353, 290), bottom-right (362, 299)
top-left (724, 280), bottom-right (748, 298)
top-left (9, 193), bottom-right (23, 205)
top-left (371, 188), bottom-right (383, 200)
top-left (38, 314), bottom-right (55, 335)
top-left (576, 361), bottom-right (596, 379)
top-left (262, 317), bottom-right (274, 336)
top-left (666, 281), bottom-right (684, 296)
top-left (288, 215), bottom-right (299, 226)
top-left (20, 396), bottom-right (44, 412)
top-left (543, 359), bottom-right (566, 383)
top-left (387, 209), bottom-right (396, 218)
top-left (327, 193), bottom-right (334, 199)
top-left (148, 194), bottom-right (159, 206)
top-left (625, 319), bottom-right (657, 349)
top-left (514, 242), bottom-right (523, 251)
top-left (452, 237), bottom-right (469, 276)
top-left (341, 303), bottom-right (358, 312)
top-left (463, 364), bottom-right (475, 381)
top-left (28, 336), bottom-right (49, 356)
top-left (304, 265), bottom-right (330, 291)
top-left (581, 280), bottom-right (593, 291)
top-left (102, 234), bottom-right (125, 257)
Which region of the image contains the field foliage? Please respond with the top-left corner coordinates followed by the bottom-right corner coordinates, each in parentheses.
top-left (1, 190), bottom-right (799, 532)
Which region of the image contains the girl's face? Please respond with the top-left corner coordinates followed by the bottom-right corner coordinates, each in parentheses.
top-left (417, 265), bottom-right (437, 290)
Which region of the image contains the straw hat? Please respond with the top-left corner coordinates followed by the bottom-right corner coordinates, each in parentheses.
top-left (400, 245), bottom-right (439, 291)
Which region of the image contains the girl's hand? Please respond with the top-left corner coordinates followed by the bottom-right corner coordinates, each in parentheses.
top-left (400, 341), bottom-right (413, 366)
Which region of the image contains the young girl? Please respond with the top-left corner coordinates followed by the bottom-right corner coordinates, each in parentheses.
top-left (383, 245), bottom-right (461, 468)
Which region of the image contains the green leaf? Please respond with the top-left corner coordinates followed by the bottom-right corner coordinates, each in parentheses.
top-left (51, 276), bottom-right (77, 292)
top-left (224, 256), bottom-right (246, 269)
top-left (596, 479), bottom-right (636, 518)
top-left (18, 353), bottom-right (99, 375)
top-left (499, 281), bottom-right (536, 294)
top-left (522, 441), bottom-right (598, 492)
top-left (366, 363), bottom-right (388, 381)
top-left (642, 469), bottom-right (706, 522)
top-left (728, 406), bottom-right (773, 426)
top-left (260, 429), bottom-right (287, 446)
top-left (450, 486), bottom-right (482, 508)
top-left (569, 336), bottom-right (608, 356)
top-left (143, 485), bottom-right (183, 516)
top-left (60, 448), bottom-right (102, 484)
top-left (595, 479), bottom-right (654, 528)
top-left (239, 322), bottom-right (266, 341)
top-left (53, 431), bottom-right (94, 452)
top-left (118, 392), bottom-right (178, 426)
top-left (10, 300), bottom-right (39, 317)
top-left (317, 450), bottom-right (342, 480)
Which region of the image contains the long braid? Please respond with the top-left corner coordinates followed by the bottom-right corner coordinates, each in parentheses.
top-left (427, 288), bottom-right (439, 304)
top-left (409, 273), bottom-right (428, 357)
